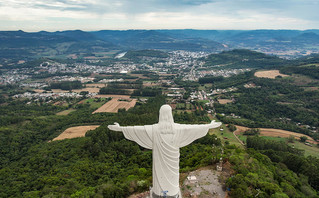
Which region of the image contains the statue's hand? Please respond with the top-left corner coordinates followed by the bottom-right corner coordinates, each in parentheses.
top-left (108, 122), bottom-right (122, 132)
top-left (209, 120), bottom-right (222, 128)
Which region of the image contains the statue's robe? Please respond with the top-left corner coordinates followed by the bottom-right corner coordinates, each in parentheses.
top-left (122, 123), bottom-right (211, 197)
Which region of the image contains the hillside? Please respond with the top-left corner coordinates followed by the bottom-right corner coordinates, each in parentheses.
top-left (0, 30), bottom-right (116, 60)
top-left (92, 30), bottom-right (226, 52)
top-left (203, 49), bottom-right (287, 69)
top-left (1, 29), bottom-right (319, 62)
top-left (123, 50), bottom-right (169, 60)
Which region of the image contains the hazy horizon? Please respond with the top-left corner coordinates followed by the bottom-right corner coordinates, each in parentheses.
top-left (0, 0), bottom-right (318, 31)
top-left (1, 28), bottom-right (319, 33)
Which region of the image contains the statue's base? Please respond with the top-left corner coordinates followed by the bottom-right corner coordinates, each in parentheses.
top-left (150, 188), bottom-right (181, 198)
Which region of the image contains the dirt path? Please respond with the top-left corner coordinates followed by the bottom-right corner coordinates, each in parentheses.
top-left (52, 125), bottom-right (100, 141)
top-left (233, 131), bottom-right (245, 145)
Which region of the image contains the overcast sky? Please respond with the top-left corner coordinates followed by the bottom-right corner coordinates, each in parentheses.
top-left (0, 0), bottom-right (318, 31)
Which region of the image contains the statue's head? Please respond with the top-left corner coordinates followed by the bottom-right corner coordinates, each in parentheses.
top-left (159, 104), bottom-right (174, 124)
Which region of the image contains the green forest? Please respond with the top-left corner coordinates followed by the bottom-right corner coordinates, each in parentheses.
top-left (1, 48), bottom-right (319, 197)
top-left (1, 91), bottom-right (319, 197)
top-left (213, 72), bottom-right (319, 140)
top-left (203, 49), bottom-right (287, 69)
top-left (0, 96), bottom-right (223, 197)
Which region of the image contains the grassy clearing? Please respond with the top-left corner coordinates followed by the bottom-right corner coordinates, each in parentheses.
top-left (199, 100), bottom-right (210, 104)
top-left (210, 124), bottom-right (243, 148)
top-left (237, 134), bottom-right (319, 158)
top-left (290, 141), bottom-right (319, 158)
top-left (175, 103), bottom-right (195, 111)
top-left (289, 74), bottom-right (319, 86)
top-left (83, 98), bottom-right (110, 109)
top-left (237, 135), bottom-right (287, 143)
top-left (56, 109), bottom-right (76, 116)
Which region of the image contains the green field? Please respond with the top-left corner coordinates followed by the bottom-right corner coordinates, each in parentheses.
top-left (290, 141), bottom-right (319, 157)
top-left (175, 103), bottom-right (194, 110)
top-left (210, 124), bottom-right (243, 148)
top-left (237, 134), bottom-right (319, 158)
top-left (83, 98), bottom-right (110, 109)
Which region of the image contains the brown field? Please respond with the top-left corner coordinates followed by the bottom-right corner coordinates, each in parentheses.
top-left (56, 109), bottom-right (76, 115)
top-left (51, 89), bottom-right (69, 93)
top-left (170, 103), bottom-right (177, 109)
top-left (94, 94), bottom-right (131, 99)
top-left (33, 89), bottom-right (45, 93)
top-left (234, 125), bottom-right (317, 144)
top-left (93, 98), bottom-right (137, 113)
top-left (218, 99), bottom-right (233, 104)
top-left (254, 70), bottom-right (289, 79)
top-left (52, 125), bottom-right (100, 141)
top-left (85, 83), bottom-right (107, 88)
top-left (72, 87), bottom-right (100, 93)
top-left (143, 82), bottom-right (160, 87)
top-left (53, 101), bottom-right (67, 106)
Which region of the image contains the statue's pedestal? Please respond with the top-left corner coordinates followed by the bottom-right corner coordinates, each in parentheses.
top-left (150, 189), bottom-right (181, 198)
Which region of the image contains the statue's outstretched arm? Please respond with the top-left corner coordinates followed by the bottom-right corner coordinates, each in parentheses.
top-left (107, 122), bottom-right (153, 149)
top-left (208, 120), bottom-right (222, 129)
top-left (180, 120), bottom-right (222, 129)
top-left (178, 120), bottom-right (222, 148)
top-left (108, 122), bottom-right (122, 132)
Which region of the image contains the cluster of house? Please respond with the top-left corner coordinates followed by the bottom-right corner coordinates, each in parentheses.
top-left (13, 92), bottom-right (89, 100)
top-left (50, 76), bottom-right (95, 83)
top-left (198, 68), bottom-right (251, 79)
top-left (0, 73), bottom-right (30, 85)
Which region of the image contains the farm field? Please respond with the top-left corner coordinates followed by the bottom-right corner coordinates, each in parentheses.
top-left (33, 89), bottom-right (45, 93)
top-left (254, 70), bottom-right (289, 79)
top-left (56, 109), bottom-right (76, 115)
top-left (233, 125), bottom-right (319, 157)
top-left (78, 98), bottom-right (110, 109)
top-left (94, 94), bottom-right (131, 99)
top-left (234, 125), bottom-right (316, 143)
top-left (51, 89), bottom-right (69, 93)
top-left (217, 99), bottom-right (233, 104)
top-left (93, 98), bottom-right (137, 113)
top-left (85, 83), bottom-right (107, 88)
top-left (52, 125), bottom-right (100, 141)
top-left (174, 103), bottom-right (194, 110)
top-left (72, 87), bottom-right (100, 93)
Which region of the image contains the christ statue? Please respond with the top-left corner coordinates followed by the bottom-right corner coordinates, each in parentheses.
top-left (108, 104), bottom-right (222, 198)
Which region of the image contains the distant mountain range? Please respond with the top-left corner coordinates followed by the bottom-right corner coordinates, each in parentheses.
top-left (0, 29), bottom-right (319, 61)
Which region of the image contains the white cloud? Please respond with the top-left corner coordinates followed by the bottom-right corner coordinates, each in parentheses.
top-left (0, 0), bottom-right (318, 30)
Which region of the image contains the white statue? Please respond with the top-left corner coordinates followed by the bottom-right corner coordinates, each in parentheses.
top-left (108, 104), bottom-right (222, 197)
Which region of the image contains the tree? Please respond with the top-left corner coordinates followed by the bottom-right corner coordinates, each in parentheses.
top-left (300, 136), bottom-right (308, 143)
top-left (243, 128), bottom-right (260, 136)
top-left (287, 135), bottom-right (295, 143)
top-left (228, 124), bottom-right (237, 132)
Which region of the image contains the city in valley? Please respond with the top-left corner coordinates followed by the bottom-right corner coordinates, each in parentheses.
top-left (1, 32), bottom-right (319, 198)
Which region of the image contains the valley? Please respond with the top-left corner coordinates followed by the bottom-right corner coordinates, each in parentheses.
top-left (1, 34), bottom-right (319, 197)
